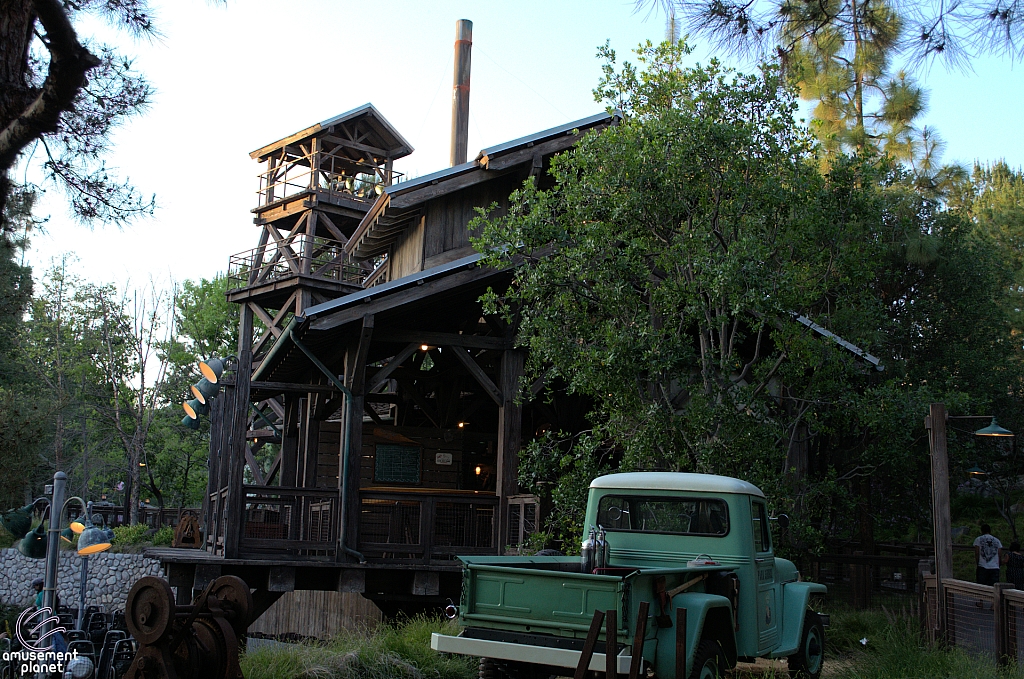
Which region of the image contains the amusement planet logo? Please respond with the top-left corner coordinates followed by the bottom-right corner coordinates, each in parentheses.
top-left (3, 607), bottom-right (79, 676)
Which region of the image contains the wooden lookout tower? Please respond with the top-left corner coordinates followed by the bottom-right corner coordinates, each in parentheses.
top-left (149, 103), bottom-right (617, 619)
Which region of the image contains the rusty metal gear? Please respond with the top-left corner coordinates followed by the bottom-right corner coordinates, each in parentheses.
top-left (125, 577), bottom-right (176, 645)
top-left (209, 575), bottom-right (253, 637)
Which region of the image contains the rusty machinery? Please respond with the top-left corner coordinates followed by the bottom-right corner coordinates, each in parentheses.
top-left (123, 575), bottom-right (252, 679)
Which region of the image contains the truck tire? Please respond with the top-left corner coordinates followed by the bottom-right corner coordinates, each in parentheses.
top-left (787, 611), bottom-right (825, 679)
top-left (688, 640), bottom-right (724, 679)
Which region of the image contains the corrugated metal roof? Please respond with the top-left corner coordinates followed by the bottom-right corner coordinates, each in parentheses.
top-left (476, 111), bottom-right (618, 160)
top-left (304, 251), bottom-right (487, 320)
top-left (382, 161), bottom-right (480, 197)
top-left (250, 103), bottom-right (414, 161)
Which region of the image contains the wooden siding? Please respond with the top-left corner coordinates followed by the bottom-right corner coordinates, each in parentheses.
top-left (248, 590), bottom-right (382, 639)
top-left (359, 426), bottom-right (464, 489)
top-left (389, 216), bottom-right (425, 280)
top-left (421, 174), bottom-right (518, 263)
top-left (316, 421), bottom-right (342, 488)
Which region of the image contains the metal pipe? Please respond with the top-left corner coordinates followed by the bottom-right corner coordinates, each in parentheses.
top-left (42, 471), bottom-right (67, 642)
top-left (77, 556), bottom-right (88, 631)
top-left (450, 19), bottom-right (473, 166)
top-left (290, 334), bottom-right (365, 563)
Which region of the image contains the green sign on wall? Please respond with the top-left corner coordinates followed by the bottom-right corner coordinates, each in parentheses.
top-left (375, 444), bottom-right (421, 484)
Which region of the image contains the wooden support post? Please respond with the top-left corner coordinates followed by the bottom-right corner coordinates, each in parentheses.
top-left (927, 403), bottom-right (951, 641)
top-left (675, 608), bottom-right (687, 679)
top-left (994, 582), bottom-right (1009, 664)
top-left (495, 349), bottom-right (524, 553)
top-left (281, 395), bottom-right (300, 488)
top-left (302, 397), bottom-right (319, 488)
top-left (342, 315), bottom-right (373, 558)
top-left (225, 304), bottom-right (254, 559)
top-left (606, 609), bottom-right (617, 678)
top-left (575, 610), bottom-right (605, 679)
top-left (629, 601), bottom-right (649, 679)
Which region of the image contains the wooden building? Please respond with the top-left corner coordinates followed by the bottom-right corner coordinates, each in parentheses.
top-left (149, 104), bottom-right (616, 619)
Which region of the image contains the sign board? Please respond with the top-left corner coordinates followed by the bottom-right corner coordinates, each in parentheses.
top-left (435, 453), bottom-right (453, 466)
top-left (375, 444), bottom-right (421, 484)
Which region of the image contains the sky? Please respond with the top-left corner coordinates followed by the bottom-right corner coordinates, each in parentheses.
top-left (21, 0), bottom-right (1024, 290)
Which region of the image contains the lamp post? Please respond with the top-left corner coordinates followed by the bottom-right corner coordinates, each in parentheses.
top-left (925, 404), bottom-right (1014, 641)
top-left (41, 472), bottom-right (67, 645)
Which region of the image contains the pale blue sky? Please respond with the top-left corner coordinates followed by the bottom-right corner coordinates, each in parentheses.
top-left (23, 0), bottom-right (1024, 288)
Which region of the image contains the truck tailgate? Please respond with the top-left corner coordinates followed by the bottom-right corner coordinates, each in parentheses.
top-left (462, 562), bottom-right (629, 637)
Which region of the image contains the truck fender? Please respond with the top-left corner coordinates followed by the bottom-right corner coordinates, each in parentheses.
top-left (774, 581), bottom-right (827, 657)
top-left (652, 593), bottom-right (736, 679)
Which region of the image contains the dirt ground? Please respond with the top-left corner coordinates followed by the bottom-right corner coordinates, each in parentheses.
top-left (730, 656), bottom-right (850, 677)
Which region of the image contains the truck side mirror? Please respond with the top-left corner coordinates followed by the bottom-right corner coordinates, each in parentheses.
top-left (775, 513), bottom-right (790, 529)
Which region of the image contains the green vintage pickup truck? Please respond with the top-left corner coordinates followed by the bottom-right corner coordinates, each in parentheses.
top-left (431, 472), bottom-right (826, 679)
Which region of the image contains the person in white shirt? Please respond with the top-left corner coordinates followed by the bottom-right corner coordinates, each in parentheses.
top-left (974, 523), bottom-right (1003, 585)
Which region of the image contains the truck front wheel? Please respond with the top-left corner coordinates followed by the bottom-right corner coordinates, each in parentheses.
top-left (688, 640), bottom-right (724, 679)
top-left (787, 611), bottom-right (825, 679)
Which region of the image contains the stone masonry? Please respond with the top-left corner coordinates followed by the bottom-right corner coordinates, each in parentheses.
top-left (0, 548), bottom-right (162, 612)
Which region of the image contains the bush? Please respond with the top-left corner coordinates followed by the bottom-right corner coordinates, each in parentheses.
top-left (241, 616), bottom-right (477, 679)
top-left (112, 524), bottom-right (150, 545)
top-left (152, 526), bottom-right (174, 546)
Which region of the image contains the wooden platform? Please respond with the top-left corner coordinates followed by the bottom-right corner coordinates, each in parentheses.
top-left (145, 547), bottom-right (463, 620)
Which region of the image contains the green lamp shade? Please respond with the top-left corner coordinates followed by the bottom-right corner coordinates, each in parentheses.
top-left (199, 357), bottom-right (226, 383)
top-left (69, 518), bottom-right (85, 534)
top-left (181, 414), bottom-right (200, 430)
top-left (60, 527), bottom-right (76, 543)
top-left (77, 525), bottom-right (112, 555)
top-left (1, 504), bottom-right (34, 540)
top-left (183, 398), bottom-right (209, 419)
top-left (18, 523), bottom-right (48, 559)
top-left (976, 418), bottom-right (1014, 437)
top-left (190, 378), bottom-right (220, 403)
top-left (967, 465), bottom-right (987, 476)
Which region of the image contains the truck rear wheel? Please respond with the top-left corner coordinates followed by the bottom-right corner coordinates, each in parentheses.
top-left (787, 611), bottom-right (825, 679)
top-left (688, 640), bottom-right (724, 679)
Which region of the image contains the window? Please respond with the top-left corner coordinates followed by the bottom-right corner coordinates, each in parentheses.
top-left (752, 502), bottom-right (771, 552)
top-left (596, 495), bottom-right (729, 536)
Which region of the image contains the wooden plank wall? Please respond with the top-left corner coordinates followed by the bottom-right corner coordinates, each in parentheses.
top-left (316, 421), bottom-right (342, 488)
top-left (421, 175), bottom-right (517, 269)
top-left (389, 216), bottom-right (425, 280)
top-left (247, 590), bottom-right (382, 639)
top-left (359, 426), bottom-right (463, 489)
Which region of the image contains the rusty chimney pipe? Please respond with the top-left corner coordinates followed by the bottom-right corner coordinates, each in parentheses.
top-left (450, 19), bottom-right (473, 167)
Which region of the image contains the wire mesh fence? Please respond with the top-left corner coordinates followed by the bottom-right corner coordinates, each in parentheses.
top-left (921, 576), bottom-right (1024, 664)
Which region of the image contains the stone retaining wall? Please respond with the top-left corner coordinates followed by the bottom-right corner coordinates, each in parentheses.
top-left (0, 548), bottom-right (162, 611)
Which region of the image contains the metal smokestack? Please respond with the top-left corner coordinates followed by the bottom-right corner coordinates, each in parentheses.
top-left (450, 19), bottom-right (472, 167)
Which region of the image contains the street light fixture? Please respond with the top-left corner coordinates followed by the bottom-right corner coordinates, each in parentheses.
top-left (926, 404), bottom-right (1015, 642)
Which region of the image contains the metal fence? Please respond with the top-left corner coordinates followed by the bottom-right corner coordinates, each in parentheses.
top-left (921, 576), bottom-right (1024, 664)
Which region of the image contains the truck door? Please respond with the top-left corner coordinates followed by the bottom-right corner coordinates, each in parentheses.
top-left (752, 500), bottom-right (778, 652)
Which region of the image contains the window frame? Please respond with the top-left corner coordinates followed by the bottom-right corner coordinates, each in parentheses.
top-left (595, 494), bottom-right (731, 538)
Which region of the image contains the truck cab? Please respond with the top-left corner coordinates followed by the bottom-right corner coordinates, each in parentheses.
top-left (431, 472), bottom-right (826, 679)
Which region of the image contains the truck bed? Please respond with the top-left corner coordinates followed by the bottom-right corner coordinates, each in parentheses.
top-left (458, 555), bottom-right (732, 641)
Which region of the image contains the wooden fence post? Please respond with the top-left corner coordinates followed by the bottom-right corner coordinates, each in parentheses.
top-left (575, 610), bottom-right (605, 679)
top-left (994, 582), bottom-right (1009, 664)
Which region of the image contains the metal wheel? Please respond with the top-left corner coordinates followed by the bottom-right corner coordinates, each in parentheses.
top-left (209, 575), bottom-right (253, 635)
top-left (788, 611), bottom-right (825, 679)
top-left (688, 640), bottom-right (723, 679)
top-left (125, 577), bottom-right (175, 645)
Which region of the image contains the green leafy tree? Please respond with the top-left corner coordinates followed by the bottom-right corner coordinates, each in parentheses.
top-left (475, 41), bottom-right (1021, 551)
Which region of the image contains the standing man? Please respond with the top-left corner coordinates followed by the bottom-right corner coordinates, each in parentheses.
top-left (974, 523), bottom-right (1003, 585)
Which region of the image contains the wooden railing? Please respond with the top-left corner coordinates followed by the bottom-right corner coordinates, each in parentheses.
top-left (237, 485), bottom-right (340, 558)
top-left (922, 575), bottom-right (1024, 664)
top-left (357, 489), bottom-right (499, 563)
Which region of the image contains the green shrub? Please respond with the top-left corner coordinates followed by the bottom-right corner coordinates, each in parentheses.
top-left (112, 524), bottom-right (150, 545)
top-left (152, 526), bottom-right (174, 546)
top-left (241, 616), bottom-right (477, 679)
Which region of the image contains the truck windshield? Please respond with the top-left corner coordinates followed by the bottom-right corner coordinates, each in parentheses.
top-left (596, 495), bottom-right (729, 536)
